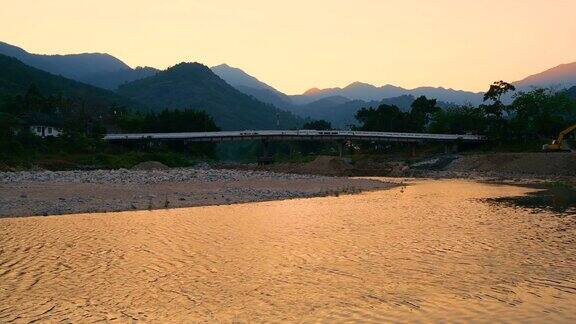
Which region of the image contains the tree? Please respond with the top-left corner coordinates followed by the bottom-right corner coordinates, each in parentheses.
top-left (481, 81), bottom-right (516, 139)
top-left (483, 80), bottom-right (516, 104)
top-left (303, 120), bottom-right (332, 130)
top-left (509, 88), bottom-right (576, 139)
top-left (410, 96), bottom-right (440, 132)
top-left (428, 105), bottom-right (486, 134)
top-left (355, 104), bottom-right (411, 132)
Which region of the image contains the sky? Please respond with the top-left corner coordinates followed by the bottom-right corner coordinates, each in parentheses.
top-left (1, 0), bottom-right (575, 94)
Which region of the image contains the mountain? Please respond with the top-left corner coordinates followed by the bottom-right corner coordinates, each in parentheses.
top-left (210, 64), bottom-right (293, 109)
top-left (0, 41), bottom-right (128, 80)
top-left (0, 41), bottom-right (157, 90)
top-left (289, 95), bottom-right (411, 128)
top-left (290, 94), bottom-right (457, 128)
top-left (82, 66), bottom-right (159, 90)
top-left (118, 62), bottom-right (302, 130)
top-left (515, 62), bottom-right (576, 89)
top-left (293, 82), bottom-right (483, 106)
top-left (292, 98), bottom-right (378, 128)
top-left (0, 53), bottom-right (137, 109)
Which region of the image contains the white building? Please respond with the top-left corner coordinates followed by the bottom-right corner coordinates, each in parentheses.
top-left (24, 112), bottom-right (64, 138)
top-left (29, 125), bottom-right (62, 138)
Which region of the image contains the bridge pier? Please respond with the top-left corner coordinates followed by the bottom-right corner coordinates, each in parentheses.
top-left (444, 143), bottom-right (459, 154)
top-left (258, 139), bottom-right (273, 165)
top-left (337, 140), bottom-right (344, 158)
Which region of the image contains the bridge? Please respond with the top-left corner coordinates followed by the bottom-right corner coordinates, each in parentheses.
top-left (104, 130), bottom-right (485, 143)
top-left (104, 130), bottom-right (486, 162)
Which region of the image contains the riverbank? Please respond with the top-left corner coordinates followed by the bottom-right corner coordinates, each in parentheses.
top-left (227, 153), bottom-right (576, 184)
top-left (0, 168), bottom-right (396, 218)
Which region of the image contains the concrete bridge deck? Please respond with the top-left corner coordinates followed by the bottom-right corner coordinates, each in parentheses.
top-left (104, 130), bottom-right (485, 143)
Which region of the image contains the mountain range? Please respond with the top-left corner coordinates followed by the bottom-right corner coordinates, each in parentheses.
top-left (514, 62), bottom-right (576, 90)
top-left (0, 43), bottom-right (302, 130)
top-left (0, 41), bottom-right (158, 90)
top-left (117, 62), bottom-right (301, 130)
top-left (1, 40), bottom-right (575, 130)
top-left (211, 64), bottom-right (293, 109)
top-left (211, 61), bottom-right (576, 127)
top-left (0, 53), bottom-right (135, 110)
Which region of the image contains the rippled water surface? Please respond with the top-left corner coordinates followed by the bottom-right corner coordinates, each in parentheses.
top-left (1, 179), bottom-right (576, 322)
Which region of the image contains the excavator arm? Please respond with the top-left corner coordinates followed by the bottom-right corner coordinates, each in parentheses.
top-left (543, 123), bottom-right (576, 152)
top-left (556, 124), bottom-right (576, 144)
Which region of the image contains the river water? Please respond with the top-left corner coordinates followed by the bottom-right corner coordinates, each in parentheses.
top-left (1, 179), bottom-right (575, 322)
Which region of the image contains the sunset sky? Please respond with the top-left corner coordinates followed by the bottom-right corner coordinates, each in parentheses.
top-left (1, 0), bottom-right (575, 94)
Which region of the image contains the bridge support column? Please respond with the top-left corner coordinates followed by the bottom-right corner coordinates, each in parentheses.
top-left (258, 139), bottom-right (273, 165)
top-left (445, 142), bottom-right (459, 154)
top-left (337, 140), bottom-right (345, 158)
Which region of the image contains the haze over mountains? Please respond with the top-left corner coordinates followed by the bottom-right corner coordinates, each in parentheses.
top-left (1, 40), bottom-right (575, 130)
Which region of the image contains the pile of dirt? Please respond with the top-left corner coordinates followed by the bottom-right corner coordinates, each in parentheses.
top-left (0, 163), bottom-right (16, 172)
top-left (447, 153), bottom-right (576, 176)
top-left (300, 156), bottom-right (354, 175)
top-left (353, 160), bottom-right (390, 176)
top-left (131, 161), bottom-right (170, 171)
top-left (254, 156), bottom-right (355, 176)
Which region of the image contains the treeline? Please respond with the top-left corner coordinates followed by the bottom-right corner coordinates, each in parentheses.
top-left (0, 85), bottom-right (220, 168)
top-left (355, 81), bottom-right (576, 141)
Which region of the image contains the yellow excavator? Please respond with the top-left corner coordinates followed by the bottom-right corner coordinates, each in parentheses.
top-left (542, 124), bottom-right (576, 152)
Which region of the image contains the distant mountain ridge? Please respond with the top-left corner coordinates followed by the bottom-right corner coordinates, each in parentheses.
top-left (288, 94), bottom-right (456, 128)
top-left (514, 62), bottom-right (576, 89)
top-left (118, 62), bottom-right (302, 130)
top-left (211, 64), bottom-right (293, 109)
top-left (0, 41), bottom-right (158, 90)
top-left (0, 53), bottom-right (138, 110)
top-left (206, 64), bottom-right (484, 128)
top-left (3, 40), bottom-right (576, 130)
top-left (293, 82), bottom-right (484, 106)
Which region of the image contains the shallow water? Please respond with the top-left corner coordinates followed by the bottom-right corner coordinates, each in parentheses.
top-left (1, 179), bottom-right (575, 322)
top-left (488, 184), bottom-right (576, 214)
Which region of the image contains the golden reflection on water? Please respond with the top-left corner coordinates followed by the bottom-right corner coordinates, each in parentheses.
top-left (1, 179), bottom-right (575, 322)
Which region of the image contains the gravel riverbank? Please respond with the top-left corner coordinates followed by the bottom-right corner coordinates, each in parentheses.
top-left (0, 168), bottom-right (395, 217)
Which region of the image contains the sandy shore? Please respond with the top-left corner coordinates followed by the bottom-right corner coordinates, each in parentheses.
top-left (0, 168), bottom-right (395, 217)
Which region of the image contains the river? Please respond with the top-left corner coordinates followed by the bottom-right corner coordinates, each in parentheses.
top-left (1, 179), bottom-right (575, 322)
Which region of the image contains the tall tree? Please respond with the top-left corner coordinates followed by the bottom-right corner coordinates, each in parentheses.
top-left (355, 104), bottom-right (411, 132)
top-left (483, 80), bottom-right (516, 104)
top-left (410, 96), bottom-right (439, 131)
top-left (482, 80), bottom-right (516, 139)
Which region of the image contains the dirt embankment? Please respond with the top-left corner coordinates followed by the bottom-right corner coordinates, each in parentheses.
top-left (229, 156), bottom-right (405, 177)
top-left (230, 153), bottom-right (576, 181)
top-left (446, 153), bottom-right (576, 177)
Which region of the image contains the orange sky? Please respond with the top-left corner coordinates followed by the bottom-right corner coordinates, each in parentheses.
top-left (1, 0), bottom-right (575, 94)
